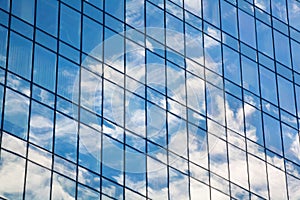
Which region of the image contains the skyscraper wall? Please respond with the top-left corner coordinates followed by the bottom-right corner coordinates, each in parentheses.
top-left (0, 0), bottom-right (300, 199)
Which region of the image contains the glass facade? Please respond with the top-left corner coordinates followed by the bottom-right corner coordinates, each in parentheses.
top-left (0, 0), bottom-right (300, 199)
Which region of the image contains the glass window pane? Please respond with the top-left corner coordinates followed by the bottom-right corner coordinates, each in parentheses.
top-left (79, 124), bottom-right (101, 173)
top-left (147, 156), bottom-right (168, 199)
top-left (83, 16), bottom-right (103, 60)
top-left (260, 66), bottom-right (278, 105)
top-left (29, 101), bottom-right (54, 151)
top-left (267, 164), bottom-right (288, 199)
top-left (0, 26), bottom-right (7, 68)
top-left (239, 10), bottom-right (256, 48)
top-left (166, 13), bottom-right (184, 54)
top-left (3, 88), bottom-right (29, 139)
top-left (186, 72), bottom-right (205, 115)
top-left (102, 135), bottom-right (124, 183)
top-left (103, 79), bottom-right (124, 126)
top-left (55, 112), bottom-right (78, 162)
top-left (146, 50), bottom-right (166, 95)
top-left (0, 150), bottom-right (26, 199)
top-left (274, 30), bottom-right (291, 68)
top-left (255, 0), bottom-right (270, 13)
top-left (36, 0), bottom-right (58, 36)
top-left (125, 91), bottom-right (145, 137)
top-left (60, 4), bottom-right (81, 49)
top-left (25, 162), bottom-right (51, 199)
top-left (12, 0), bottom-right (35, 24)
top-left (288, 0), bottom-right (300, 30)
top-left (221, 0), bottom-right (238, 38)
top-left (263, 113), bottom-right (282, 155)
top-left (242, 56), bottom-right (259, 95)
top-left (282, 124), bottom-right (300, 165)
top-left (208, 134), bottom-right (228, 179)
top-left (296, 85), bottom-right (300, 118)
top-left (248, 155), bottom-right (268, 199)
top-left (77, 184), bottom-right (100, 199)
top-left (33, 44), bottom-right (56, 91)
top-left (167, 62), bottom-right (185, 104)
top-left (169, 168), bottom-right (189, 200)
top-left (168, 112), bottom-right (187, 158)
top-left (244, 103), bottom-right (264, 146)
top-left (54, 156), bottom-right (76, 180)
top-left (51, 173), bottom-right (76, 199)
top-left (228, 144), bottom-right (249, 190)
top-left (287, 174), bottom-right (300, 199)
top-left (271, 0), bottom-right (287, 23)
top-left (125, 146), bottom-right (146, 196)
top-left (102, 178), bottom-right (123, 199)
top-left (207, 83), bottom-right (225, 126)
top-left (223, 45), bottom-right (241, 85)
top-left (146, 101), bottom-right (166, 146)
top-left (146, 2), bottom-right (165, 43)
top-left (184, 0), bottom-right (201, 16)
top-left (225, 93), bottom-right (244, 134)
top-left (1, 132), bottom-right (27, 157)
top-left (278, 76), bottom-right (296, 115)
top-left (126, 0), bottom-right (144, 29)
top-left (256, 20), bottom-right (273, 58)
top-left (190, 178), bottom-right (209, 200)
top-left (8, 32), bottom-right (33, 80)
top-left (57, 56), bottom-right (79, 103)
top-left (203, 0), bottom-right (220, 27)
top-left (291, 40), bottom-right (300, 73)
top-left (185, 24), bottom-right (203, 65)
top-left (104, 29), bottom-right (124, 72)
top-left (204, 34), bottom-right (222, 75)
top-left (105, 0), bottom-right (124, 21)
top-left (80, 67), bottom-right (102, 113)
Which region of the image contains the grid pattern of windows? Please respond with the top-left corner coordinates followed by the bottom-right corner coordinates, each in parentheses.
top-left (0, 0), bottom-right (300, 199)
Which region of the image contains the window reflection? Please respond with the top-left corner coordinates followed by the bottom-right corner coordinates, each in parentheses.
top-left (8, 32), bottom-right (33, 80)
top-left (54, 112), bottom-right (78, 163)
top-left (36, 0), bottom-right (58, 36)
top-left (25, 162), bottom-right (51, 200)
top-left (147, 156), bottom-right (168, 199)
top-left (242, 56), bottom-right (259, 95)
top-left (34, 44), bottom-right (56, 91)
top-left (263, 113), bottom-right (282, 155)
top-left (60, 4), bottom-right (81, 49)
top-left (203, 0), bottom-right (220, 27)
top-left (29, 101), bottom-right (54, 151)
top-left (51, 173), bottom-right (76, 199)
top-left (3, 88), bottom-right (30, 139)
top-left (248, 154), bottom-right (268, 199)
top-left (221, 0), bottom-right (238, 38)
top-left (0, 150), bottom-right (26, 199)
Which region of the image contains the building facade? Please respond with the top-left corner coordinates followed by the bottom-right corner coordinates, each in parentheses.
top-left (0, 0), bottom-right (300, 199)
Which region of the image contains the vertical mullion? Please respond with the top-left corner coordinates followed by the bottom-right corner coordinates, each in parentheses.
top-left (253, 0), bottom-right (272, 198)
top-left (283, 0), bottom-right (295, 199)
top-left (123, 0), bottom-right (126, 199)
top-left (144, 0), bottom-right (149, 198)
top-left (270, 1), bottom-right (289, 200)
top-left (100, 0), bottom-right (106, 198)
top-left (50, 0), bottom-right (61, 199)
top-left (0, 0), bottom-right (13, 155)
top-left (201, 0), bottom-right (211, 198)
top-left (219, 0), bottom-right (232, 198)
top-left (22, 0), bottom-right (37, 198)
top-left (163, 0), bottom-right (170, 199)
top-left (236, 1), bottom-right (251, 198)
top-left (75, 1), bottom-right (83, 198)
top-left (182, 1), bottom-right (191, 199)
